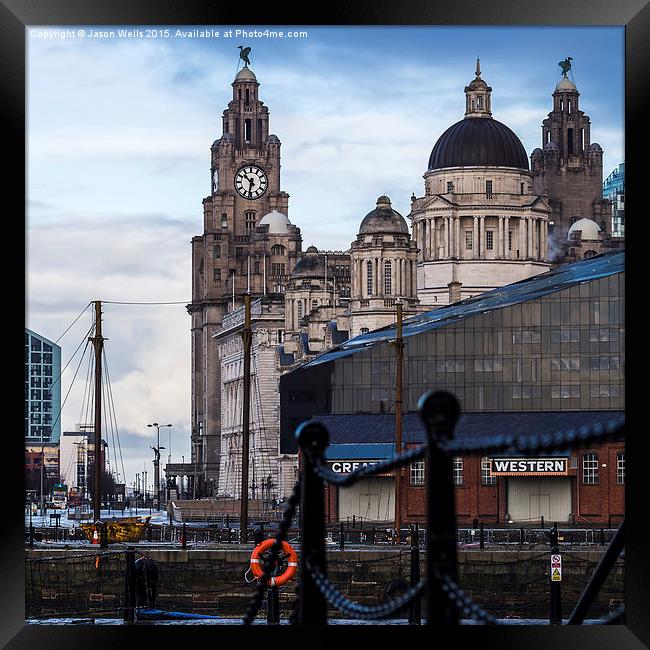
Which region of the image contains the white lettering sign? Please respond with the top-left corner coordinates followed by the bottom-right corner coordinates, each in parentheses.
top-left (329, 461), bottom-right (379, 474)
top-left (490, 458), bottom-right (568, 476)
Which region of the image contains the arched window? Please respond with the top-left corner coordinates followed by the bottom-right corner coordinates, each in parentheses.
top-left (583, 250), bottom-right (598, 259)
top-left (367, 261), bottom-right (373, 296)
top-left (297, 301), bottom-right (303, 322)
top-left (477, 95), bottom-right (483, 109)
top-left (271, 244), bottom-right (286, 256)
top-left (384, 260), bottom-right (392, 295)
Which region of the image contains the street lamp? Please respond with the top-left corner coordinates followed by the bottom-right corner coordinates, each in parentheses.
top-left (147, 423), bottom-right (172, 510)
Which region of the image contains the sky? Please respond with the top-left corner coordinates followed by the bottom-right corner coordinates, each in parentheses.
top-left (26, 25), bottom-right (624, 491)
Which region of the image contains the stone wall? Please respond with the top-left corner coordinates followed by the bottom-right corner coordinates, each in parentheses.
top-left (26, 548), bottom-right (623, 621)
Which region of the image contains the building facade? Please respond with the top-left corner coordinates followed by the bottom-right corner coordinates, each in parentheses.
top-left (410, 61), bottom-right (551, 307)
top-left (603, 162), bottom-right (625, 238)
top-left (280, 251), bottom-right (624, 525)
top-left (530, 73), bottom-right (612, 261)
top-left (187, 61), bottom-right (300, 493)
top-left (25, 329), bottom-right (61, 445)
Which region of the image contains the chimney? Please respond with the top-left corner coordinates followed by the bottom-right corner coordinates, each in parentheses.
top-left (448, 280), bottom-right (462, 304)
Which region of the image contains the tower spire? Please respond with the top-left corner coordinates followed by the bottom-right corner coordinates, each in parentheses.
top-left (475, 57), bottom-right (481, 78)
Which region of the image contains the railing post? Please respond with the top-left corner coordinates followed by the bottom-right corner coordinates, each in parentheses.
top-left (101, 521), bottom-right (108, 549)
top-left (29, 524), bottom-right (34, 548)
top-left (182, 522), bottom-right (187, 549)
top-left (419, 390), bottom-right (460, 626)
top-left (479, 521), bottom-right (484, 550)
top-left (520, 527), bottom-right (525, 547)
top-left (124, 547), bottom-right (136, 622)
top-left (409, 525), bottom-right (422, 625)
top-left (370, 526), bottom-right (376, 545)
top-left (339, 522), bottom-right (345, 551)
top-left (295, 421), bottom-right (329, 625)
top-left (549, 523), bottom-right (562, 624)
top-left (267, 586), bottom-right (280, 624)
top-left (599, 528), bottom-right (605, 546)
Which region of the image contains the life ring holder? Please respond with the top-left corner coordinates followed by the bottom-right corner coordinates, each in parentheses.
top-left (249, 539), bottom-right (298, 587)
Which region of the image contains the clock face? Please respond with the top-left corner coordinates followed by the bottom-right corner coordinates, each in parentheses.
top-left (234, 165), bottom-right (268, 200)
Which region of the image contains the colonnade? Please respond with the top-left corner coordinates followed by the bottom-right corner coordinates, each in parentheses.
top-left (413, 215), bottom-right (548, 262)
top-left (351, 257), bottom-right (418, 300)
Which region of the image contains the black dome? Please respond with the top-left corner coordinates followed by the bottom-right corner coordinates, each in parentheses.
top-left (428, 118), bottom-right (529, 171)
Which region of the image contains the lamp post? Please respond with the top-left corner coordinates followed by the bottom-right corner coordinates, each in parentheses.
top-left (40, 446), bottom-right (45, 517)
top-left (148, 423), bottom-right (172, 511)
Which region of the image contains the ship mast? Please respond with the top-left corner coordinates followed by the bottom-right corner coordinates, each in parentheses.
top-left (239, 293), bottom-right (252, 543)
top-left (394, 301), bottom-right (404, 544)
top-left (89, 300), bottom-right (105, 523)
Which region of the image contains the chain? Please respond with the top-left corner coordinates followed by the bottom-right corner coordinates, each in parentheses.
top-left (439, 574), bottom-right (498, 624)
top-left (241, 481), bottom-right (300, 625)
top-left (305, 557), bottom-right (425, 620)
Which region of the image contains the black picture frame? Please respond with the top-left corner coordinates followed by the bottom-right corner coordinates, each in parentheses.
top-left (3, 0), bottom-right (648, 647)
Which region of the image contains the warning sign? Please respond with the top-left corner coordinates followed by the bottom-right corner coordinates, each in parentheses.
top-left (550, 554), bottom-right (562, 581)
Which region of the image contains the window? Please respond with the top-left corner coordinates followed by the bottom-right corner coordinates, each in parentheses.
top-left (245, 211), bottom-right (256, 232)
top-left (520, 182), bottom-right (525, 195)
top-left (384, 260), bottom-right (392, 295)
top-left (271, 244), bottom-right (286, 256)
top-left (617, 452), bottom-right (625, 484)
top-left (477, 95), bottom-right (483, 109)
top-left (486, 230), bottom-right (494, 250)
top-left (245, 119), bottom-right (252, 142)
top-left (213, 244), bottom-right (221, 259)
top-left (485, 180), bottom-right (493, 198)
top-left (254, 261), bottom-right (260, 274)
top-left (271, 263), bottom-right (285, 277)
top-left (508, 230), bottom-right (513, 251)
top-left (447, 181), bottom-right (454, 193)
top-left (583, 453), bottom-right (598, 484)
top-left (481, 457), bottom-right (496, 485)
top-left (312, 300), bottom-right (319, 309)
top-left (367, 262), bottom-right (373, 296)
top-left (277, 330), bottom-right (285, 344)
top-left (567, 127), bottom-right (574, 155)
top-left (221, 213), bottom-right (228, 228)
top-left (213, 269), bottom-right (221, 282)
top-left (361, 327), bottom-right (369, 334)
top-left (297, 301), bottom-right (303, 322)
top-left (453, 458), bottom-right (463, 486)
top-left (410, 460), bottom-right (425, 486)
top-left (465, 231), bottom-right (473, 250)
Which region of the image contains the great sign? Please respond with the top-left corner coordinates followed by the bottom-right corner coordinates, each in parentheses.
top-left (490, 458), bottom-right (569, 476)
top-left (328, 461), bottom-right (379, 474)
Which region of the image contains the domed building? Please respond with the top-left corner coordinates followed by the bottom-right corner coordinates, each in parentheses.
top-left (409, 60), bottom-right (551, 306)
top-left (349, 196), bottom-right (419, 337)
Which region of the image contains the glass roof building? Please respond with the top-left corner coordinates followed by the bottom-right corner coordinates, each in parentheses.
top-left (603, 163), bottom-right (625, 238)
top-left (280, 250), bottom-right (624, 453)
top-left (25, 329), bottom-right (61, 445)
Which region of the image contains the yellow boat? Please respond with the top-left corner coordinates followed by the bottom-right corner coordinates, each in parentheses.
top-left (80, 516), bottom-right (151, 543)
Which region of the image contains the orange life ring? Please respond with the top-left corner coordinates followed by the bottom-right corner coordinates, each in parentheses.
top-left (249, 539), bottom-right (298, 587)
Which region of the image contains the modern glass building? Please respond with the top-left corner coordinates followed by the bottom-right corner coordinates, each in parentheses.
top-left (25, 329), bottom-right (61, 445)
top-left (603, 162), bottom-right (625, 238)
top-left (280, 251), bottom-right (624, 524)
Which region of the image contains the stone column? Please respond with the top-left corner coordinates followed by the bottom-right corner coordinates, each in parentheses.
top-left (473, 216), bottom-right (479, 260)
top-left (497, 217), bottom-right (503, 259)
top-left (412, 260), bottom-right (417, 296)
top-left (527, 217), bottom-right (533, 259)
top-left (455, 216), bottom-right (461, 258)
top-left (541, 220), bottom-right (547, 260)
top-left (479, 216), bottom-right (485, 258)
top-left (504, 217), bottom-right (510, 259)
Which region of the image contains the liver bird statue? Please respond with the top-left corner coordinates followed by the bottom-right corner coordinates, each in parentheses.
top-left (558, 57), bottom-right (573, 77)
top-left (238, 45), bottom-right (251, 67)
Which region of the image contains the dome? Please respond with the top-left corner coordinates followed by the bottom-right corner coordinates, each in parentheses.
top-left (568, 218), bottom-right (602, 241)
top-left (235, 67), bottom-right (257, 82)
top-left (428, 118), bottom-right (529, 170)
top-left (266, 134), bottom-right (281, 144)
top-left (544, 141), bottom-right (559, 151)
top-left (258, 210), bottom-right (291, 234)
top-left (555, 77), bottom-right (577, 91)
top-left (588, 142), bottom-right (603, 151)
top-left (358, 196), bottom-right (409, 235)
top-left (305, 245), bottom-right (319, 253)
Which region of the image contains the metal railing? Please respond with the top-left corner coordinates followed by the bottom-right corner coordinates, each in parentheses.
top-left (241, 390), bottom-right (625, 625)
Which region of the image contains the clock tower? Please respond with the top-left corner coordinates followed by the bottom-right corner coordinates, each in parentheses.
top-left (187, 58), bottom-right (297, 493)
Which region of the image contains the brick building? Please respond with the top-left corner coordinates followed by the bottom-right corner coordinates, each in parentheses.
top-left (281, 250), bottom-right (624, 526)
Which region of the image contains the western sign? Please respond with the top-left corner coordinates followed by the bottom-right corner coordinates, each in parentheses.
top-left (490, 458), bottom-right (569, 476)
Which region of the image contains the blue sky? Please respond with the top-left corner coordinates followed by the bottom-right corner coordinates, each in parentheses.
top-left (26, 25), bottom-right (624, 488)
